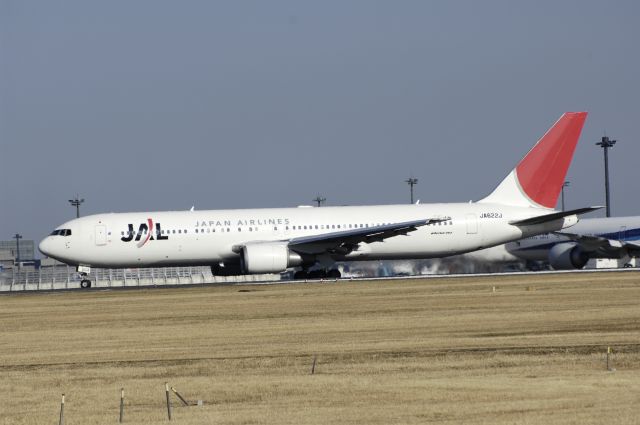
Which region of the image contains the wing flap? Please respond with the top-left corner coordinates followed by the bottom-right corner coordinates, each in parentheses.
top-left (287, 218), bottom-right (442, 255)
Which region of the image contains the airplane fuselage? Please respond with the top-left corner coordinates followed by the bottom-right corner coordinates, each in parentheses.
top-left (39, 203), bottom-right (574, 269)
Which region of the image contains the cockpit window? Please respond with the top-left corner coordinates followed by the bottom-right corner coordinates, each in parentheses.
top-left (50, 229), bottom-right (72, 236)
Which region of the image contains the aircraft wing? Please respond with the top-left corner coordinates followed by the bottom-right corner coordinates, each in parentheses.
top-left (554, 231), bottom-right (640, 257)
top-left (287, 218), bottom-right (440, 255)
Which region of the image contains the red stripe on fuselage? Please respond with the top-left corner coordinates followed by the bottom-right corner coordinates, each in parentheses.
top-left (138, 218), bottom-right (154, 248)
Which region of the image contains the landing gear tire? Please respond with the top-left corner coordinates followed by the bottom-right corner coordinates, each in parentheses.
top-left (293, 271), bottom-right (308, 280)
top-left (327, 269), bottom-right (341, 279)
top-left (80, 279), bottom-right (92, 289)
top-left (308, 270), bottom-right (328, 279)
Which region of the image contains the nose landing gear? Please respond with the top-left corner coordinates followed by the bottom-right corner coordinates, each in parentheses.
top-left (77, 266), bottom-right (92, 289)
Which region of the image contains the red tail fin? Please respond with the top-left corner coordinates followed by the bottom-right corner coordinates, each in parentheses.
top-left (480, 112), bottom-right (587, 208)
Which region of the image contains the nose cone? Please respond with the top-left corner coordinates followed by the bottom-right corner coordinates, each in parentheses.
top-left (39, 237), bottom-right (54, 258)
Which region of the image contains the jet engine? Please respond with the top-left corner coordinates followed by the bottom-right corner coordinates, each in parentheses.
top-left (548, 242), bottom-right (589, 270)
top-left (241, 242), bottom-right (305, 274)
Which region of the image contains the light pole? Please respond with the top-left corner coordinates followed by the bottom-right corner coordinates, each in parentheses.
top-left (14, 233), bottom-right (22, 266)
top-left (596, 136), bottom-right (616, 217)
top-left (561, 181), bottom-right (570, 212)
top-left (405, 177), bottom-right (418, 204)
top-left (312, 195), bottom-right (326, 207)
top-left (68, 195), bottom-right (85, 218)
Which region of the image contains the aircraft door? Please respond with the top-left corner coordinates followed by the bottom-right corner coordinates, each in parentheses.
top-left (95, 225), bottom-right (107, 246)
top-left (466, 214), bottom-right (478, 234)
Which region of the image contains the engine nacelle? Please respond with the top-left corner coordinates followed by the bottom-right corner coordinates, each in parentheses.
top-left (548, 242), bottom-right (589, 270)
top-left (241, 243), bottom-right (304, 274)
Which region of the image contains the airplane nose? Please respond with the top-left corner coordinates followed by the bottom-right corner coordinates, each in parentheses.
top-left (39, 237), bottom-right (53, 257)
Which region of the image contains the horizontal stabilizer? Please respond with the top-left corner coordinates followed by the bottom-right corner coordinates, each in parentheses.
top-left (509, 207), bottom-right (602, 226)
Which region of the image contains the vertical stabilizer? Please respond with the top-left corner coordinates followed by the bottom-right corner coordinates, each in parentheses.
top-left (479, 112), bottom-right (587, 209)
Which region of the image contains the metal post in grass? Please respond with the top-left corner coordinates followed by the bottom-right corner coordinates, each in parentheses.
top-left (119, 388), bottom-right (125, 423)
top-left (311, 355), bottom-right (317, 375)
top-left (59, 394), bottom-right (65, 425)
top-left (606, 346), bottom-right (615, 371)
top-left (165, 382), bottom-right (172, 420)
top-left (171, 386), bottom-right (190, 406)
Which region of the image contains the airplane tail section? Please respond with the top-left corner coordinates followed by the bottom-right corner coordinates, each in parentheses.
top-left (479, 112), bottom-right (587, 209)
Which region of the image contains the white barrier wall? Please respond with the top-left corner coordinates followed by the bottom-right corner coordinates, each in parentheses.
top-left (0, 266), bottom-right (281, 291)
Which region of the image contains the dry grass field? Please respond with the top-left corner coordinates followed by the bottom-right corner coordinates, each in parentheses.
top-left (1, 272), bottom-right (639, 424)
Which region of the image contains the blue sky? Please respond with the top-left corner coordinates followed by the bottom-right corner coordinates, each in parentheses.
top-left (2, 1), bottom-right (639, 244)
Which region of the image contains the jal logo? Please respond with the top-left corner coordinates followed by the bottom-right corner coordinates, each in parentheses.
top-left (121, 218), bottom-right (168, 247)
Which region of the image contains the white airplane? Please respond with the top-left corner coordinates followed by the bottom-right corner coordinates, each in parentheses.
top-left (39, 112), bottom-right (598, 287)
top-left (504, 216), bottom-right (640, 269)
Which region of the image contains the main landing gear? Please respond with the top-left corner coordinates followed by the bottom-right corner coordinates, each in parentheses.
top-left (293, 269), bottom-right (341, 280)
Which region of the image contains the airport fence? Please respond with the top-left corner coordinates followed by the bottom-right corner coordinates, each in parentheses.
top-left (0, 265), bottom-right (280, 291)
